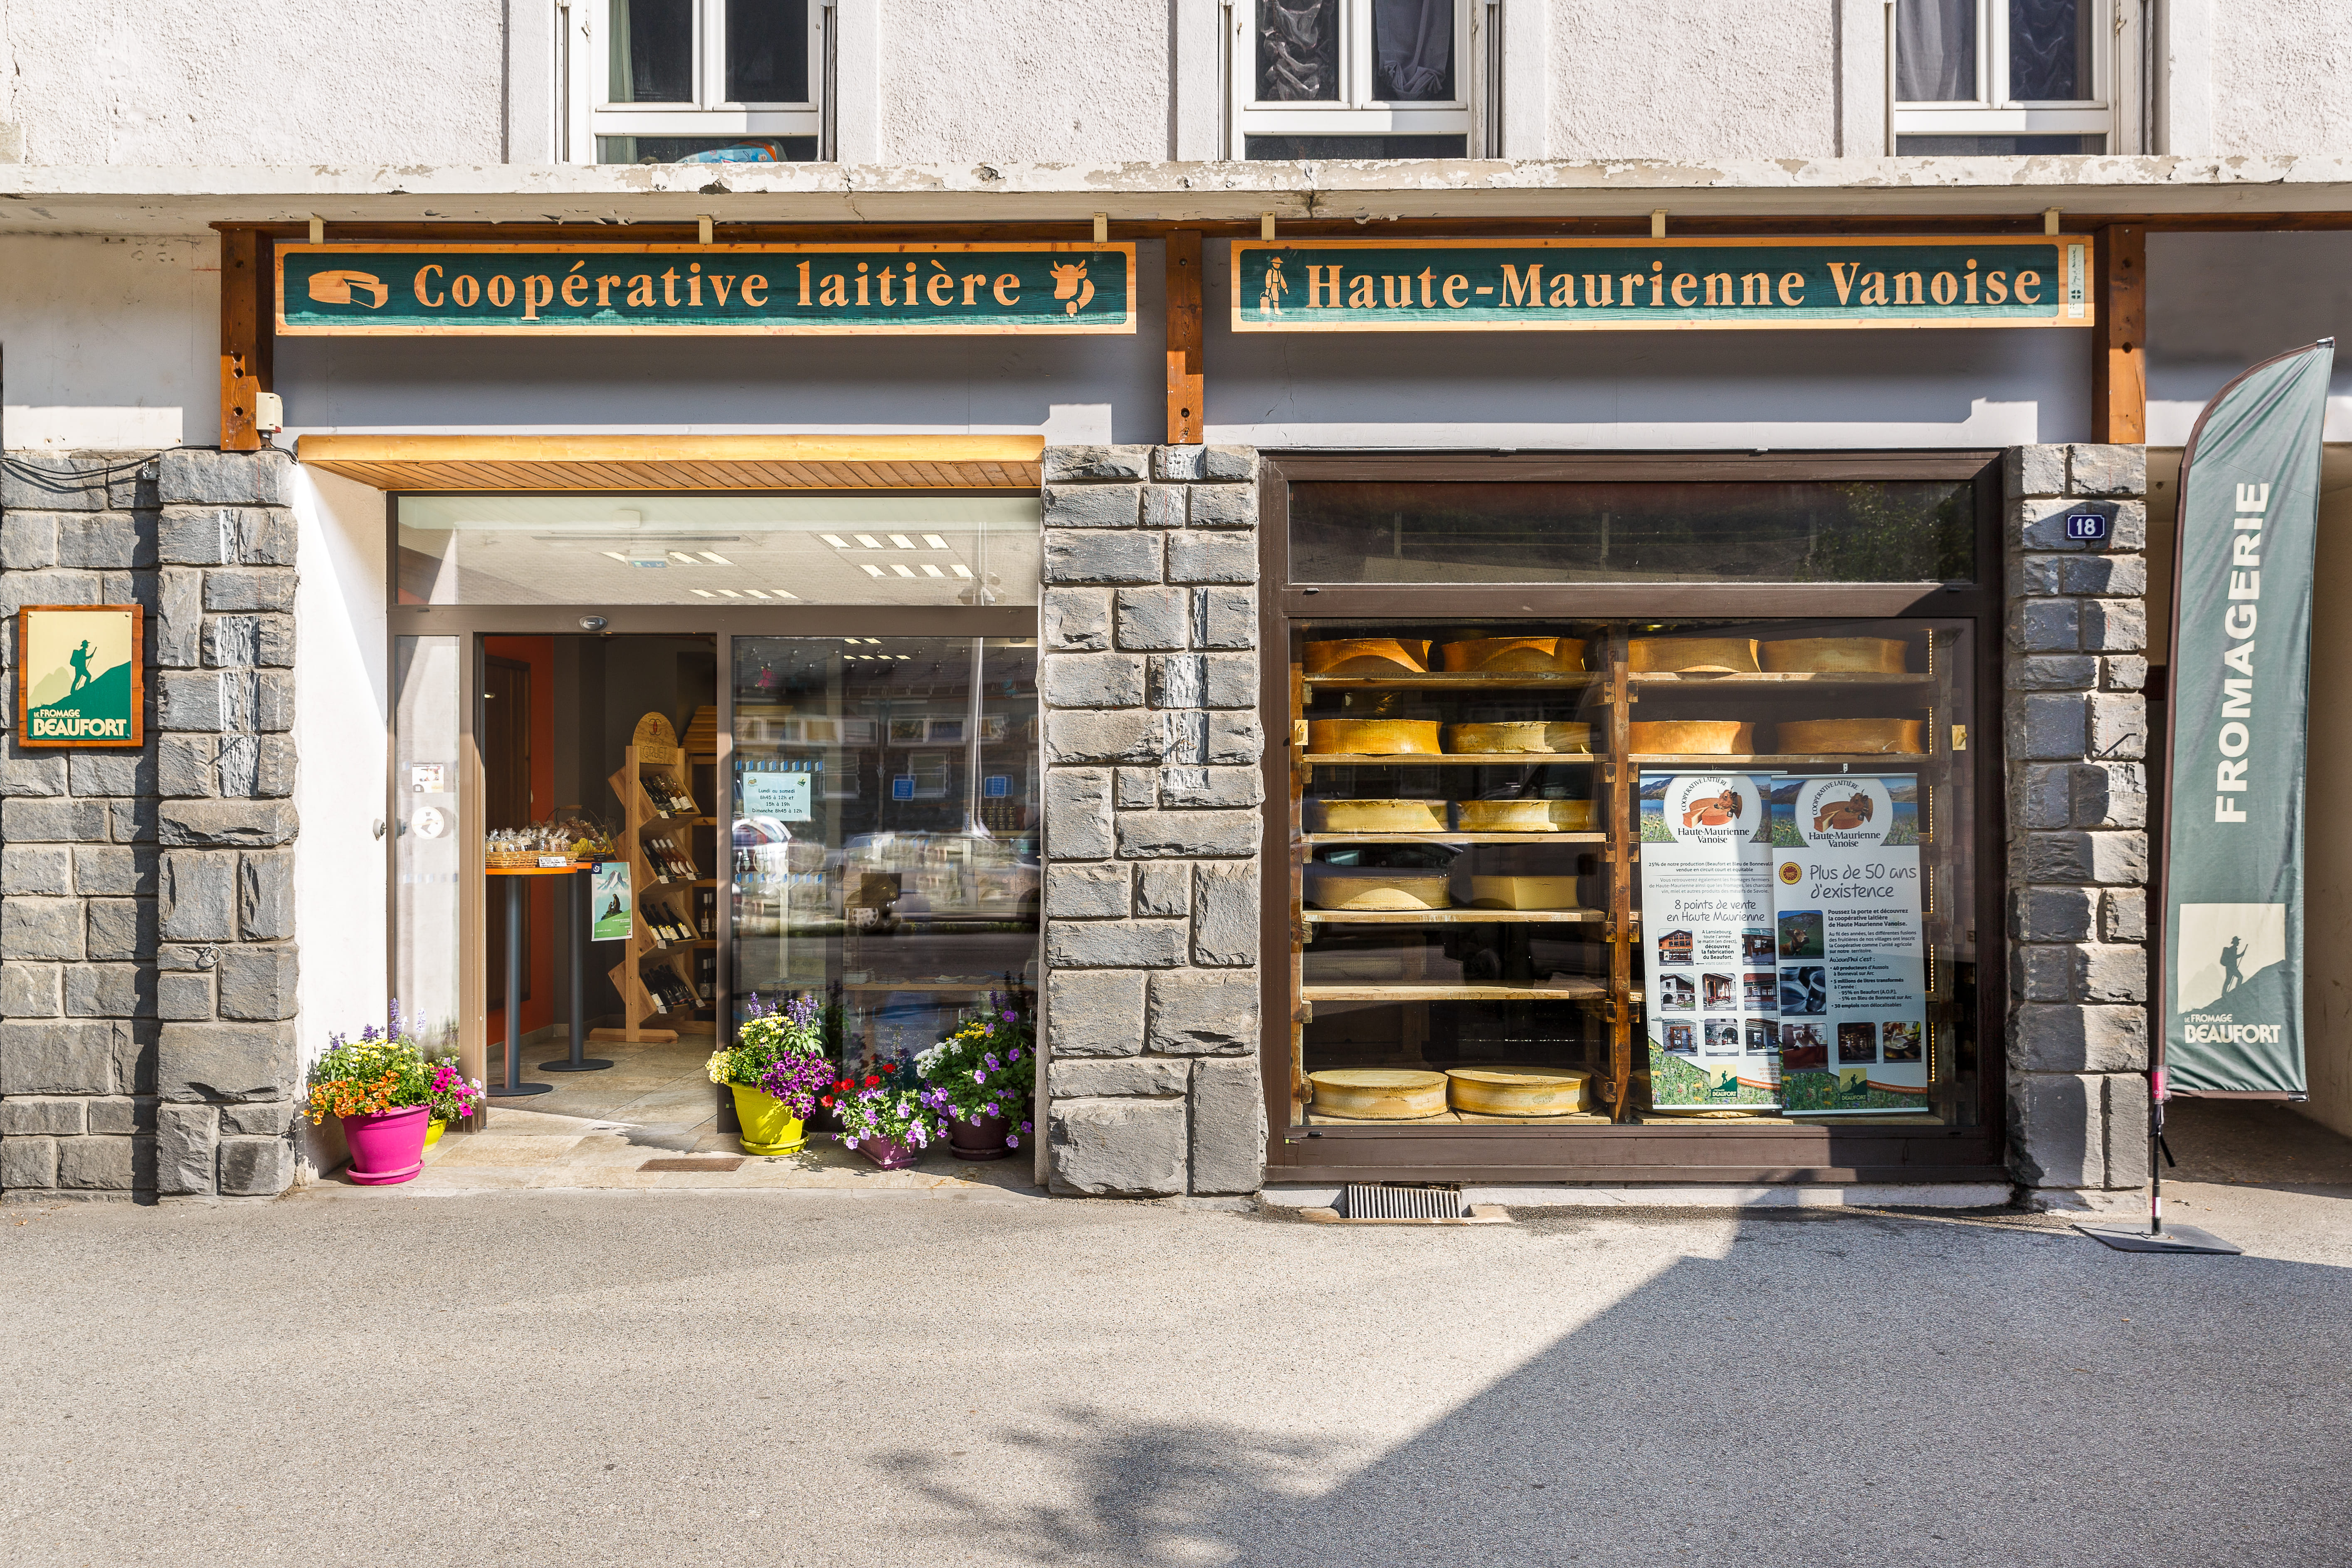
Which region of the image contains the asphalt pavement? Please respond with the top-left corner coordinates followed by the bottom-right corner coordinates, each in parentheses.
top-left (3, 1099), bottom-right (2348, 1568)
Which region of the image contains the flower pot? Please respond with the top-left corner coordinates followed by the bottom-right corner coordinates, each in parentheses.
top-left (728, 1083), bottom-right (806, 1156)
top-left (948, 1111), bottom-right (1014, 1161)
top-left (854, 1136), bottom-right (920, 1170)
top-left (424, 1118), bottom-right (447, 1148)
top-left (341, 1105), bottom-right (432, 1185)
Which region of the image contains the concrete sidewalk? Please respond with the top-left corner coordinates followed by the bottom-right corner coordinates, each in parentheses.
top-left (3, 1102), bottom-right (2347, 1568)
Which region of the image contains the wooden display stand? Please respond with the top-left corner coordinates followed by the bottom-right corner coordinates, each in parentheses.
top-left (590, 711), bottom-right (717, 1045)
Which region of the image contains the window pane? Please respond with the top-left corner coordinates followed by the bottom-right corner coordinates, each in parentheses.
top-left (1288, 480), bottom-right (1980, 585)
top-left (1895, 0), bottom-right (1975, 101)
top-left (726, 0), bottom-right (809, 103)
top-left (1371, 0), bottom-right (1454, 101)
top-left (598, 134), bottom-right (819, 165)
top-left (396, 494), bottom-right (1042, 607)
top-left (1897, 133), bottom-right (2105, 155)
top-left (394, 635), bottom-right (463, 1059)
top-left (610, 0), bottom-right (694, 103)
top-left (1245, 134), bottom-right (1468, 159)
top-left (1257, 0), bottom-right (1339, 101)
top-left (2009, 0), bottom-right (2093, 101)
top-left (731, 637), bottom-right (1039, 1078)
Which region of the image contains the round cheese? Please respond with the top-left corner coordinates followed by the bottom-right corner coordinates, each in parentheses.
top-left (1773, 717), bottom-right (1926, 754)
top-left (1456, 799), bottom-right (1597, 832)
top-left (1628, 720), bottom-right (1755, 754)
top-left (1436, 636), bottom-right (1587, 674)
top-left (1446, 1068), bottom-right (1590, 1116)
top-left (1303, 868), bottom-right (1453, 910)
top-left (1759, 637), bottom-right (1910, 674)
top-left (1307, 719), bottom-right (1443, 755)
top-left (1309, 798), bottom-right (1450, 834)
top-left (1467, 876), bottom-right (1585, 910)
top-left (1628, 636), bottom-right (1761, 674)
top-left (1443, 721), bottom-right (1593, 754)
top-left (1310, 1069), bottom-right (1449, 1120)
top-left (1304, 638), bottom-right (1431, 676)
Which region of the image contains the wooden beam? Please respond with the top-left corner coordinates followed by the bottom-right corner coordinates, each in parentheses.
top-left (219, 227), bottom-right (264, 452)
top-left (2092, 224), bottom-right (2147, 444)
top-left (1166, 229), bottom-right (1204, 445)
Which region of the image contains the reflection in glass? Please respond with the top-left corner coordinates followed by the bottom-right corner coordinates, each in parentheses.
top-left (393, 636), bottom-right (462, 1059)
top-left (610, 0), bottom-right (694, 103)
top-left (726, 0), bottom-right (809, 101)
top-left (1257, 0), bottom-right (1339, 100)
top-left (1289, 480), bottom-right (1978, 585)
top-left (2008, 0), bottom-right (2092, 101)
top-left (731, 637), bottom-right (1039, 1077)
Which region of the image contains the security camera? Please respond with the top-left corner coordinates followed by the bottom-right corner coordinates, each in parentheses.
top-left (579, 615), bottom-right (608, 633)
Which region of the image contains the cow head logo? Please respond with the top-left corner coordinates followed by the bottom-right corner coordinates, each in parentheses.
top-left (307, 269), bottom-right (388, 308)
top-left (1048, 261), bottom-right (1095, 316)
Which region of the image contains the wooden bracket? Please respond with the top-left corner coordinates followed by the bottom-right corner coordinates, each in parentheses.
top-left (2092, 224), bottom-right (2146, 444)
top-left (1165, 230), bottom-right (1204, 445)
top-left (218, 228), bottom-right (267, 452)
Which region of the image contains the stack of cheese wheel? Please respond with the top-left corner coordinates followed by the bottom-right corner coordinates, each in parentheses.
top-left (1628, 636), bottom-right (1762, 673)
top-left (1309, 1069), bottom-right (1449, 1120)
top-left (1759, 637), bottom-right (1909, 674)
top-left (1307, 718), bottom-right (1443, 755)
top-left (1445, 1067), bottom-right (1590, 1116)
top-left (1436, 636), bottom-right (1587, 674)
top-left (1304, 638), bottom-right (1431, 676)
top-left (1304, 865), bottom-right (1453, 910)
top-left (1307, 798), bottom-right (1449, 834)
top-left (1774, 717), bottom-right (1927, 753)
top-left (1627, 720), bottom-right (1755, 754)
top-left (1443, 721), bottom-right (1594, 754)
top-left (1456, 798), bottom-right (1598, 832)
top-left (1467, 876), bottom-right (1584, 910)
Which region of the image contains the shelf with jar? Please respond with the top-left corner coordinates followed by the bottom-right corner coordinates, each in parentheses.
top-left (593, 711), bottom-right (719, 1045)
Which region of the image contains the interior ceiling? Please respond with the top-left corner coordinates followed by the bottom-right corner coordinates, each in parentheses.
top-left (296, 434), bottom-right (1044, 493)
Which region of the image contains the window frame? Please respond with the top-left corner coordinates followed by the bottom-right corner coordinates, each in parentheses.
top-left (570, 0), bottom-right (825, 159)
top-left (1228, 0), bottom-right (1478, 152)
top-left (1894, 0), bottom-right (2112, 143)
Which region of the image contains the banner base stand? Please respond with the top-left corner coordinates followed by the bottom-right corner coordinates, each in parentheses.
top-left (2075, 1222), bottom-right (2242, 1255)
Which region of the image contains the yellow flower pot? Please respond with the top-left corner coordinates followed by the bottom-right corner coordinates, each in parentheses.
top-left (424, 1118), bottom-right (447, 1147)
top-left (729, 1083), bottom-right (806, 1156)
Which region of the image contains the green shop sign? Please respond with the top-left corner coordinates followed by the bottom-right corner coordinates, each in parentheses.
top-left (278, 243), bottom-right (1137, 335)
top-left (1231, 235), bottom-right (2091, 331)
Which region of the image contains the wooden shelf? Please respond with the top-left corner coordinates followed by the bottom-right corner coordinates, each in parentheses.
top-left (1627, 753), bottom-right (1930, 766)
top-left (1304, 753), bottom-right (1598, 765)
top-left (1305, 673), bottom-right (1602, 690)
top-left (1629, 672), bottom-right (1929, 686)
top-left (1302, 908), bottom-right (1603, 924)
top-left (1302, 832), bottom-right (1607, 846)
top-left (1303, 981), bottom-right (1607, 1002)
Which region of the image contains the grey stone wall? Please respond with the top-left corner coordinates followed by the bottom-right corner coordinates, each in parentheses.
top-left (2003, 443), bottom-right (2150, 1200)
top-left (0, 449), bottom-right (299, 1203)
top-left (1036, 443), bottom-right (1266, 1197)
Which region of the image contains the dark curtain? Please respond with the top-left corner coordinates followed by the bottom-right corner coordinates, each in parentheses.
top-left (1258, 0), bottom-right (1338, 100)
top-left (1373, 0), bottom-right (1453, 101)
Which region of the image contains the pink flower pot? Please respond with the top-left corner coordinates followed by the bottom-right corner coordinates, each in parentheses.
top-left (341, 1105), bottom-right (432, 1185)
top-left (855, 1136), bottom-right (920, 1170)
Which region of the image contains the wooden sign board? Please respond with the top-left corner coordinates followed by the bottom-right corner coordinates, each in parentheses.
top-left (17, 605), bottom-right (142, 748)
top-left (279, 242), bottom-right (1137, 336)
top-left (1231, 235), bottom-right (2092, 332)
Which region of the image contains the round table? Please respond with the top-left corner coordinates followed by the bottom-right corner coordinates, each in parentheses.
top-left (484, 863), bottom-right (612, 1097)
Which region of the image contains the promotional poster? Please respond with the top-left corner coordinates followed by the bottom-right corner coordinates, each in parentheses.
top-left (590, 861), bottom-right (634, 942)
top-left (1639, 772), bottom-right (1783, 1110)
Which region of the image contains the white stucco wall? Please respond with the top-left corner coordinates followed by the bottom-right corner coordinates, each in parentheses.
top-left (1544, 0), bottom-right (1841, 161)
top-left (878, 0), bottom-right (1173, 163)
top-left (2204, 1), bottom-right (2352, 157)
top-left (0, 234), bottom-right (215, 450)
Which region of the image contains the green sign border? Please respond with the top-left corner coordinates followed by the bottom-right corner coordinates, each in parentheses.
top-left (279, 243), bottom-right (1137, 336)
top-left (16, 605), bottom-right (143, 749)
top-left (1231, 235), bottom-right (2091, 332)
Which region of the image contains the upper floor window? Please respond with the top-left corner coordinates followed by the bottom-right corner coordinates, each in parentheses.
top-left (584, 0), bottom-right (824, 164)
top-left (1233, 0), bottom-right (1472, 159)
top-left (1894, 0), bottom-right (2109, 153)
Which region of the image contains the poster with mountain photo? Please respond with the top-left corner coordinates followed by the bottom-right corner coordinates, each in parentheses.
top-left (17, 605), bottom-right (140, 747)
top-left (1639, 772), bottom-right (1781, 1111)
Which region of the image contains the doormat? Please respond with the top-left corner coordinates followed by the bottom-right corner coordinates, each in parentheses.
top-left (638, 1156), bottom-right (745, 1172)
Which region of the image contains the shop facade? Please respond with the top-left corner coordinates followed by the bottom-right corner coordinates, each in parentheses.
top-left (1, 192), bottom-right (2332, 1208)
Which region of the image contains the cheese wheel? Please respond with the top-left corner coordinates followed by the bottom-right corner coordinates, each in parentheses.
top-left (1628, 636), bottom-right (1761, 674)
top-left (1309, 1069), bottom-right (1449, 1120)
top-left (1436, 637), bottom-right (1587, 674)
top-left (1304, 867), bottom-right (1453, 910)
top-left (1774, 717), bottom-right (1926, 754)
top-left (1443, 721), bottom-right (1593, 754)
top-left (1456, 798), bottom-right (1598, 833)
top-left (1446, 1068), bottom-right (1590, 1116)
top-left (1308, 798), bottom-right (1450, 834)
top-left (1304, 638), bottom-right (1430, 676)
top-left (1759, 637), bottom-right (1909, 674)
top-left (1307, 719), bottom-right (1443, 755)
top-left (1629, 720), bottom-right (1755, 754)
top-left (1467, 876), bottom-right (1585, 910)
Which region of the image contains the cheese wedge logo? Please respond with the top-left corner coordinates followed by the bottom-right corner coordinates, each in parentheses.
top-left (308, 269), bottom-right (389, 308)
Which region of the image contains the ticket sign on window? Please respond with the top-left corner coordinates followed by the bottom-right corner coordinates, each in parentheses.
top-left (279, 243), bottom-right (1137, 335)
top-left (1232, 235), bottom-right (2091, 331)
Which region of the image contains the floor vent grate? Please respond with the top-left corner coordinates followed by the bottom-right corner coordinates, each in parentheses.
top-left (639, 1156), bottom-right (745, 1173)
top-left (1343, 1183), bottom-right (1465, 1220)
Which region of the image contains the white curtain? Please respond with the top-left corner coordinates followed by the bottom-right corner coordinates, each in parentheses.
top-left (1896, 0), bottom-right (1974, 102)
top-left (609, 0), bottom-right (637, 103)
top-left (1373, 0), bottom-right (1452, 101)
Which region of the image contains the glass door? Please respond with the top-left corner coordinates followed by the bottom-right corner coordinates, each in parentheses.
top-left (391, 634), bottom-right (467, 1064)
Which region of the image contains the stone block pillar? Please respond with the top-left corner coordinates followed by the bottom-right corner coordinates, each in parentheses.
top-left (0, 449), bottom-right (299, 1202)
top-left (1037, 444), bottom-right (1266, 1196)
top-left (2003, 443), bottom-right (2150, 1200)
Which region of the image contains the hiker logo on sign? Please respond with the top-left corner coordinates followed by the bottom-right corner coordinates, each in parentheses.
top-left (17, 605), bottom-right (141, 748)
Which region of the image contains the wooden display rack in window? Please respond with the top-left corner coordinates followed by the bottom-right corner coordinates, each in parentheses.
top-left (591, 711), bottom-right (718, 1045)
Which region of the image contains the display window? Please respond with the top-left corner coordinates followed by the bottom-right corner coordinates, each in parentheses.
top-left (1262, 455), bottom-right (2006, 1183)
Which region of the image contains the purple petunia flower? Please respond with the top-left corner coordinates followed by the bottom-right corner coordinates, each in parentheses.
top-left (973, 1069), bottom-right (986, 1084)
top-left (1006, 1134), bottom-right (1020, 1148)
top-left (1002, 1010), bottom-right (1018, 1022)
